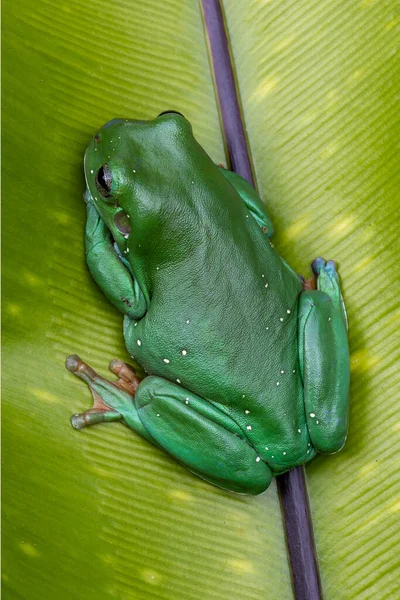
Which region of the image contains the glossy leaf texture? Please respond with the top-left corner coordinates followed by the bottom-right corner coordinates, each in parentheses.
top-left (1, 1), bottom-right (292, 599)
top-left (223, 0), bottom-right (400, 598)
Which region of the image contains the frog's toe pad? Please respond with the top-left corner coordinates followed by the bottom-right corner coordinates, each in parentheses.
top-left (65, 355), bottom-right (98, 381)
top-left (65, 354), bottom-right (82, 373)
top-left (71, 413), bottom-right (86, 430)
top-left (325, 259), bottom-right (338, 276)
top-left (312, 257), bottom-right (338, 278)
top-left (311, 257), bottom-right (326, 275)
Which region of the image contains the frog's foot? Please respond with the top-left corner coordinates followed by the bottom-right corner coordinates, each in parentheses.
top-left (312, 257), bottom-right (339, 285)
top-left (65, 355), bottom-right (140, 430)
top-left (310, 257), bottom-right (347, 327)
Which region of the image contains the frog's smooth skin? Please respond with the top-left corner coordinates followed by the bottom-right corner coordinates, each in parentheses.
top-left (66, 113), bottom-right (350, 495)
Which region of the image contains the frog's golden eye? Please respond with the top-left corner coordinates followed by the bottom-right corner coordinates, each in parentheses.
top-left (96, 164), bottom-right (112, 198)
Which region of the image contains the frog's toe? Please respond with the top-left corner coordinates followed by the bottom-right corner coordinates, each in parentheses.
top-left (108, 358), bottom-right (140, 393)
top-left (70, 407), bottom-right (120, 429)
top-left (312, 257), bottom-right (339, 285)
top-left (325, 259), bottom-right (338, 275)
top-left (71, 413), bottom-right (87, 430)
top-left (65, 354), bottom-right (98, 381)
top-left (65, 354), bottom-right (81, 373)
top-left (311, 257), bottom-right (326, 276)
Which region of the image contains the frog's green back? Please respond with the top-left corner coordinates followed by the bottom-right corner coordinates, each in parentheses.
top-left (117, 134), bottom-right (307, 473)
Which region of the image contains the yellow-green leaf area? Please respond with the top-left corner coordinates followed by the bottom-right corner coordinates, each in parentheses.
top-left (224, 0), bottom-right (400, 598)
top-left (2, 0), bottom-right (292, 599)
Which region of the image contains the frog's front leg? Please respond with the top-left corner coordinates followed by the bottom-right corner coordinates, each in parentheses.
top-left (85, 200), bottom-right (147, 319)
top-left (218, 166), bottom-right (275, 237)
top-left (134, 377), bottom-right (272, 495)
top-left (298, 258), bottom-right (350, 454)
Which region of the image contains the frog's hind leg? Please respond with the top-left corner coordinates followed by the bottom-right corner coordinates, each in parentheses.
top-left (65, 355), bottom-right (152, 443)
top-left (298, 258), bottom-right (350, 454)
top-left (134, 377), bottom-right (272, 495)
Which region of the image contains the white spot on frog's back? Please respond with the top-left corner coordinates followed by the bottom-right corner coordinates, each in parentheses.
top-left (181, 349), bottom-right (187, 356)
top-left (163, 358), bottom-right (170, 364)
top-left (137, 339), bottom-right (142, 346)
top-left (246, 425), bottom-right (252, 431)
top-left (310, 413), bottom-right (316, 418)
top-left (256, 456), bottom-right (261, 462)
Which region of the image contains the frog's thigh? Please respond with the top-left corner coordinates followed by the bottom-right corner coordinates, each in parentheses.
top-left (298, 291), bottom-right (350, 454)
top-left (135, 377), bottom-right (272, 495)
top-left (218, 167), bottom-right (274, 237)
top-left (85, 201), bottom-right (146, 319)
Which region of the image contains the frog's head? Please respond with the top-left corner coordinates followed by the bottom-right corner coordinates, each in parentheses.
top-left (83, 112), bottom-right (202, 256)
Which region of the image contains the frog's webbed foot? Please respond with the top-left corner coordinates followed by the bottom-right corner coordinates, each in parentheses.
top-left (310, 256), bottom-right (347, 328)
top-left (65, 355), bottom-right (140, 430)
top-left (312, 257), bottom-right (338, 284)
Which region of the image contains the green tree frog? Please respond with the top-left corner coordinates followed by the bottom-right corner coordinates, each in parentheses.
top-left (66, 113), bottom-right (350, 495)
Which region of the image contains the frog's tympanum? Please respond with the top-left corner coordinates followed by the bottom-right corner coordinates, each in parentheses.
top-left (66, 113), bottom-right (350, 495)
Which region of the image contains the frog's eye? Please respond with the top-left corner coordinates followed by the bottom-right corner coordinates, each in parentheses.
top-left (96, 164), bottom-right (112, 198)
top-left (158, 110), bottom-right (185, 118)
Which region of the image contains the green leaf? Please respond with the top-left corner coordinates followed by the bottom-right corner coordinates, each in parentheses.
top-left (2, 1), bottom-right (292, 599)
top-left (224, 0), bottom-right (400, 598)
